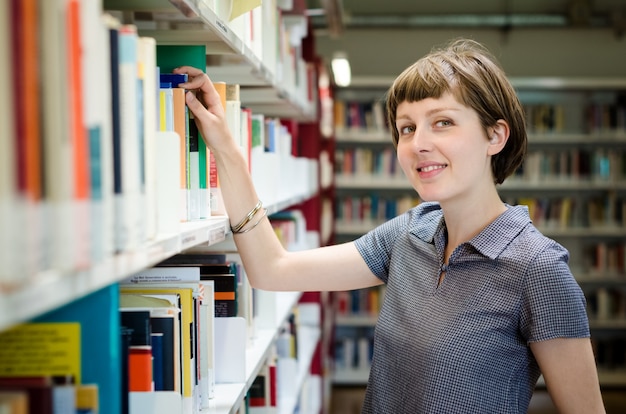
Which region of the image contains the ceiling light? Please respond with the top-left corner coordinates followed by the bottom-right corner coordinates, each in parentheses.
top-left (331, 52), bottom-right (351, 87)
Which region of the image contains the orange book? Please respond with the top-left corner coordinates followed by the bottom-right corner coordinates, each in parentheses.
top-left (67, 0), bottom-right (89, 200)
top-left (128, 346), bottom-right (153, 391)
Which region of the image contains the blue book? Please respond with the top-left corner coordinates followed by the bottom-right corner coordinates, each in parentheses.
top-left (35, 284), bottom-right (121, 414)
top-left (151, 332), bottom-right (164, 391)
top-left (160, 73), bottom-right (188, 89)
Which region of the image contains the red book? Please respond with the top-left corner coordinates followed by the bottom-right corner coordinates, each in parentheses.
top-left (11, 0), bottom-right (42, 200)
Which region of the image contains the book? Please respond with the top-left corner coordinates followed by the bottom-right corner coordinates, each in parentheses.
top-left (157, 262), bottom-right (238, 318)
top-left (106, 16), bottom-right (125, 254)
top-left (160, 73), bottom-right (192, 221)
top-left (81, 1), bottom-right (115, 265)
top-left (120, 293), bottom-right (182, 393)
top-left (117, 24), bottom-right (145, 251)
top-left (12, 0), bottom-right (42, 203)
top-left (12, 0), bottom-right (44, 279)
top-left (156, 45), bottom-right (209, 220)
top-left (0, 390), bottom-right (28, 414)
top-left (0, 377), bottom-right (57, 414)
top-left (0, 323), bottom-right (81, 383)
top-left (138, 36), bottom-right (158, 242)
top-left (198, 282), bottom-right (215, 405)
top-left (154, 131), bottom-right (182, 234)
top-left (210, 82), bottom-right (228, 216)
top-left (66, 0), bottom-right (92, 272)
top-left (75, 384), bottom-right (99, 414)
top-left (119, 283), bottom-right (197, 410)
top-left (0, 0), bottom-right (17, 286)
top-left (32, 284), bottom-right (121, 414)
top-left (120, 310), bottom-right (153, 392)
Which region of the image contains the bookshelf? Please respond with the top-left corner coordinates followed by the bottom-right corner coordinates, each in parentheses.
top-left (0, 0), bottom-right (330, 413)
top-left (331, 78), bottom-right (626, 388)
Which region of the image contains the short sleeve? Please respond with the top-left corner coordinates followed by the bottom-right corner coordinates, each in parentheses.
top-left (519, 241), bottom-right (590, 343)
top-left (354, 212), bottom-right (410, 283)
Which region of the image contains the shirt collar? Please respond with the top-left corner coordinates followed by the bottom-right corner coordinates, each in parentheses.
top-left (410, 203), bottom-right (532, 260)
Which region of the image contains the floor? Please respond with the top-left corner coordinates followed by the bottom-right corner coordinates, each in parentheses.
top-left (330, 386), bottom-right (626, 413)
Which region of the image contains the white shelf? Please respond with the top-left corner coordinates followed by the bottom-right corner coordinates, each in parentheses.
top-left (589, 319), bottom-right (626, 330)
top-left (103, 0), bottom-right (316, 121)
top-left (0, 217), bottom-right (229, 332)
top-left (279, 326), bottom-right (322, 414)
top-left (335, 175), bottom-right (410, 190)
top-left (335, 220), bottom-right (381, 235)
top-left (200, 292), bottom-right (324, 414)
top-left (332, 368), bottom-right (370, 385)
top-left (500, 179), bottom-right (626, 191)
top-left (344, 75), bottom-right (626, 90)
top-left (528, 133), bottom-right (626, 145)
top-left (336, 129), bottom-right (390, 143)
top-left (335, 314), bottom-right (378, 327)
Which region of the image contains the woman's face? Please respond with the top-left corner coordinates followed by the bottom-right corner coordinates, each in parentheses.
top-left (395, 93), bottom-right (502, 206)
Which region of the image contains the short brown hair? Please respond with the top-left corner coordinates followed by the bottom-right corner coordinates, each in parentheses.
top-left (385, 38), bottom-right (527, 184)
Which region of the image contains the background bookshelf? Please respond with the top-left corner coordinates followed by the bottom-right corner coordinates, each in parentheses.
top-left (330, 78), bottom-right (626, 388)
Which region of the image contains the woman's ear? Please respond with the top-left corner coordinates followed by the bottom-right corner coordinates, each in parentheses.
top-left (487, 119), bottom-right (510, 155)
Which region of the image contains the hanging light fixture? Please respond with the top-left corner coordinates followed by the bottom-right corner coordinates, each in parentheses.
top-left (331, 51), bottom-right (351, 87)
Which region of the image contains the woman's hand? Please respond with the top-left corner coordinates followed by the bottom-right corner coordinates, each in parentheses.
top-left (172, 66), bottom-right (233, 151)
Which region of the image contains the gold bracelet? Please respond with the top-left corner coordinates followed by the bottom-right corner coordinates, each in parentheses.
top-left (230, 200), bottom-right (263, 233)
top-left (233, 209), bottom-right (268, 234)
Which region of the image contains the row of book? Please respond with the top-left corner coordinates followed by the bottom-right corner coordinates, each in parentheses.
top-left (335, 148), bottom-right (402, 179)
top-left (584, 242), bottom-right (626, 277)
top-left (335, 195), bottom-right (421, 224)
top-left (521, 102), bottom-right (626, 134)
top-left (336, 147), bottom-right (626, 184)
top-left (0, 0), bottom-right (318, 287)
top-left (333, 326), bottom-right (375, 373)
top-left (504, 195), bottom-right (626, 230)
top-left (513, 149), bottom-right (626, 183)
top-left (335, 287), bottom-right (385, 317)
top-left (333, 100), bottom-right (387, 133)
top-left (332, 96), bottom-right (626, 136)
top-left (586, 287), bottom-right (626, 322)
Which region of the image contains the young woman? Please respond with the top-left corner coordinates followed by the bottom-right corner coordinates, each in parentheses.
top-left (173, 38), bottom-right (605, 413)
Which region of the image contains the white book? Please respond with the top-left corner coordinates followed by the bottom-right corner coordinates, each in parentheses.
top-left (41, 0), bottom-right (75, 273)
top-left (81, 0), bottom-right (114, 264)
top-left (117, 24), bottom-right (143, 252)
top-left (154, 131), bottom-right (181, 235)
top-left (138, 36), bottom-right (158, 241)
top-left (52, 384), bottom-right (76, 414)
top-left (199, 281), bottom-right (216, 405)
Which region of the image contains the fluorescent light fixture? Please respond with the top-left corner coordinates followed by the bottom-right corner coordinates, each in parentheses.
top-left (331, 52), bottom-right (351, 87)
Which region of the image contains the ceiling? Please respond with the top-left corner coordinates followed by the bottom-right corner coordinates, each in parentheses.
top-left (305, 0), bottom-right (626, 84)
top-left (308, 0), bottom-right (626, 33)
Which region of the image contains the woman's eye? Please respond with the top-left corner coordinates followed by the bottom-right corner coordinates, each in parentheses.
top-left (399, 125), bottom-right (415, 135)
top-left (435, 119), bottom-right (452, 127)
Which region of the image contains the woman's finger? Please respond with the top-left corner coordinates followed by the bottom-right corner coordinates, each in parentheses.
top-left (174, 68), bottom-right (224, 116)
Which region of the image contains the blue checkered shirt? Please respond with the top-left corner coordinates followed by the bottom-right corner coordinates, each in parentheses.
top-left (354, 202), bottom-right (589, 413)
